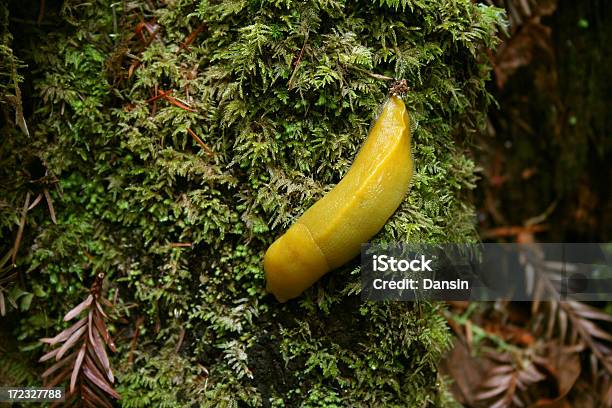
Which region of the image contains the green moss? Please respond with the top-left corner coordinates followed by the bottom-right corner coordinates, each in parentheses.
top-left (1, 0), bottom-right (505, 405)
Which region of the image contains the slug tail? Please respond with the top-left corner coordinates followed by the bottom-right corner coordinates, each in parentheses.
top-left (264, 222), bottom-right (329, 302)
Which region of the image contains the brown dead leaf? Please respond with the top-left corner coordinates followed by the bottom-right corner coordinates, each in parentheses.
top-left (43, 188), bottom-right (57, 224)
top-left (41, 351), bottom-right (76, 378)
top-left (56, 325), bottom-right (87, 360)
top-left (82, 361), bottom-right (120, 400)
top-left (40, 317), bottom-right (87, 345)
top-left (439, 338), bottom-right (494, 405)
top-left (93, 309), bottom-right (116, 352)
top-left (90, 324), bottom-right (113, 383)
top-left (81, 384), bottom-right (114, 408)
top-left (63, 294), bottom-right (93, 321)
top-left (531, 345), bottom-right (581, 407)
top-left (70, 343), bottom-right (86, 393)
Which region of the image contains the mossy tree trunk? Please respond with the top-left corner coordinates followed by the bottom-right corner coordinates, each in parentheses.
top-left (1, 0), bottom-right (504, 406)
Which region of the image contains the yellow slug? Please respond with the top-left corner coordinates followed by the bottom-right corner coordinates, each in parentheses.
top-left (264, 95), bottom-right (413, 302)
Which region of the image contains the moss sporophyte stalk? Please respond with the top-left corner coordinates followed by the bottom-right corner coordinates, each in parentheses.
top-left (264, 94), bottom-right (413, 302)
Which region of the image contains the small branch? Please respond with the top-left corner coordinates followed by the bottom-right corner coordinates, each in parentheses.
top-left (369, 72), bottom-right (395, 81)
top-left (12, 192), bottom-right (31, 265)
top-left (43, 188), bottom-right (57, 224)
top-left (288, 33), bottom-right (308, 90)
top-left (351, 66), bottom-right (395, 81)
top-left (167, 96), bottom-right (195, 112)
top-left (187, 128), bottom-right (214, 156)
top-left (146, 89), bottom-right (196, 112)
top-left (146, 89), bottom-right (173, 103)
top-left (169, 242), bottom-right (193, 248)
top-left (179, 24), bottom-right (206, 51)
top-left (481, 224), bottom-right (547, 239)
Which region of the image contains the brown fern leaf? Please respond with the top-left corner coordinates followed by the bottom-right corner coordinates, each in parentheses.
top-left (475, 351), bottom-right (546, 408)
top-left (526, 247), bottom-right (612, 376)
top-left (561, 301), bottom-right (612, 375)
top-left (40, 272), bottom-right (120, 407)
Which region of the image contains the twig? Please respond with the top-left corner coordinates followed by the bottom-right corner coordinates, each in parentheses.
top-left (169, 242), bottom-right (193, 248)
top-left (168, 96), bottom-right (195, 112)
top-left (187, 128), bottom-right (214, 156)
top-left (134, 20), bottom-right (160, 48)
top-left (127, 19), bottom-right (160, 78)
top-left (351, 66), bottom-right (395, 81)
top-left (180, 24), bottom-right (206, 50)
top-left (12, 192), bottom-right (31, 266)
top-left (481, 224), bottom-right (547, 239)
top-left (146, 89), bottom-right (173, 103)
top-left (288, 33), bottom-right (308, 90)
top-left (43, 188), bottom-right (57, 224)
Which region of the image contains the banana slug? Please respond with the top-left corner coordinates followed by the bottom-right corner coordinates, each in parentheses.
top-left (264, 94), bottom-right (413, 302)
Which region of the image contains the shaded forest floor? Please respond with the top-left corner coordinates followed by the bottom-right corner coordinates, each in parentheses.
top-left (441, 1), bottom-right (612, 406)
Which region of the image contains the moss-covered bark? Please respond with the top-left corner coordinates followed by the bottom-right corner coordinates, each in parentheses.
top-left (1, 0), bottom-right (504, 406)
